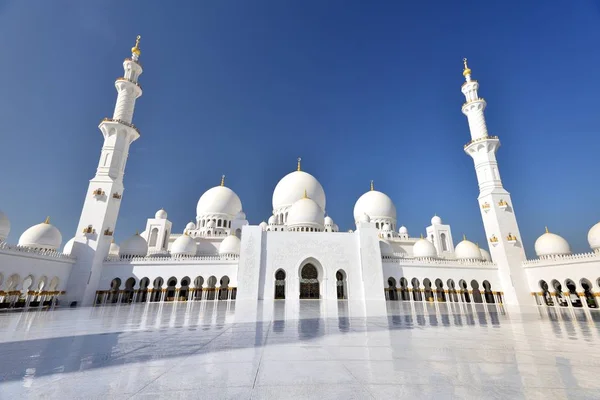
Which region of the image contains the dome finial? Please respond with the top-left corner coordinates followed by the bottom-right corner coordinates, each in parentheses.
top-left (135, 230), bottom-right (139, 235)
top-left (220, 175), bottom-right (225, 187)
top-left (131, 35), bottom-right (141, 59)
top-left (297, 157), bottom-right (302, 171)
top-left (370, 180), bottom-right (374, 191)
top-left (420, 233), bottom-right (424, 239)
top-left (463, 234), bottom-right (467, 241)
top-left (44, 216), bottom-right (50, 224)
top-left (462, 58), bottom-right (472, 77)
top-left (545, 226), bottom-right (549, 233)
top-left (303, 189), bottom-right (308, 199)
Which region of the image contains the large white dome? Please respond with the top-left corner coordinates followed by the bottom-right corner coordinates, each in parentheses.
top-left (587, 222), bottom-right (600, 252)
top-left (120, 233), bottom-right (148, 257)
top-left (196, 186), bottom-right (242, 217)
top-left (171, 234), bottom-right (197, 257)
top-left (18, 218), bottom-right (62, 251)
top-left (413, 238), bottom-right (437, 258)
top-left (455, 238), bottom-right (482, 260)
top-left (0, 210), bottom-right (10, 241)
top-left (219, 234), bottom-right (241, 256)
top-left (286, 197), bottom-right (324, 228)
top-left (535, 228), bottom-right (571, 258)
top-left (353, 190), bottom-right (397, 223)
top-left (272, 170), bottom-right (326, 212)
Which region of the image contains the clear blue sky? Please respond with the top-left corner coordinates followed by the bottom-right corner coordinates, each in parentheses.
top-left (1, 0), bottom-right (599, 257)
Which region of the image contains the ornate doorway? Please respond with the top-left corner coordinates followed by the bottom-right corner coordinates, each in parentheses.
top-left (274, 270), bottom-right (286, 299)
top-left (300, 264), bottom-right (319, 299)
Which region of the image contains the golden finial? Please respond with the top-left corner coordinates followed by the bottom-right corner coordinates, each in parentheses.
top-left (135, 230), bottom-right (139, 235)
top-left (476, 242), bottom-right (480, 248)
top-left (545, 226), bottom-right (549, 234)
top-left (220, 175), bottom-right (225, 187)
top-left (297, 157), bottom-right (302, 172)
top-left (303, 189), bottom-right (308, 199)
top-left (463, 58), bottom-right (472, 77)
top-left (44, 216), bottom-right (50, 224)
top-left (131, 35), bottom-right (141, 57)
top-left (420, 233), bottom-right (424, 239)
top-left (370, 180), bottom-right (374, 191)
top-left (463, 234), bottom-right (467, 241)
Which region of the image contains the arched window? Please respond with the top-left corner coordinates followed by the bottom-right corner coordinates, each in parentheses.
top-left (435, 279), bottom-right (446, 302)
top-left (399, 277), bottom-right (409, 300)
top-left (459, 279), bottom-right (470, 303)
top-left (387, 277), bottom-right (397, 301)
top-left (300, 264), bottom-right (319, 299)
top-left (207, 276), bottom-right (217, 300)
top-left (138, 277), bottom-right (150, 302)
top-left (471, 280), bottom-right (483, 303)
top-left (193, 276), bottom-right (204, 300)
top-left (275, 270), bottom-right (286, 299)
top-left (336, 270), bottom-right (347, 299)
top-left (580, 279), bottom-right (597, 308)
top-left (217, 219), bottom-right (222, 227)
top-left (166, 277), bottom-right (177, 301)
top-left (482, 280), bottom-right (494, 303)
top-left (219, 276), bottom-right (230, 300)
top-left (565, 279), bottom-right (582, 307)
top-left (440, 233), bottom-right (448, 251)
top-left (552, 279), bottom-right (568, 307)
top-left (411, 278), bottom-right (422, 301)
top-left (539, 280), bottom-right (553, 306)
top-left (149, 228), bottom-right (159, 247)
top-left (447, 279), bottom-right (458, 302)
top-left (423, 279), bottom-right (433, 301)
top-left (180, 276), bottom-right (190, 300)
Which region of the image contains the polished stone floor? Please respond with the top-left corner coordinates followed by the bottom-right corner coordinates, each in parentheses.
top-left (1, 300), bottom-right (600, 399)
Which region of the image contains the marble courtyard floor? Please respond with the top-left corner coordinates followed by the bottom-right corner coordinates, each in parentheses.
top-left (1, 301), bottom-right (600, 399)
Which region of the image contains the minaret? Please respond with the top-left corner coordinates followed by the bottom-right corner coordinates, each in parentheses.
top-left (65, 36), bottom-right (144, 306)
top-left (461, 58), bottom-right (532, 306)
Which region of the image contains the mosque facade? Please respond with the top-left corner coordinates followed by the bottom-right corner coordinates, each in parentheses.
top-left (1, 38), bottom-right (599, 311)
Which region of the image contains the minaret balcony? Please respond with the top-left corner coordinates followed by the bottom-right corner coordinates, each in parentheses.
top-left (116, 77), bottom-right (142, 90)
top-left (464, 135), bottom-right (499, 149)
top-left (100, 118), bottom-right (141, 135)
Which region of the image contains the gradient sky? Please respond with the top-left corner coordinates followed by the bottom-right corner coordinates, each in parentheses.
top-left (1, 0), bottom-right (599, 257)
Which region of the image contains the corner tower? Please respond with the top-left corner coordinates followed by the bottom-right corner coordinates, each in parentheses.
top-left (461, 59), bottom-right (531, 306)
top-left (65, 36), bottom-right (144, 306)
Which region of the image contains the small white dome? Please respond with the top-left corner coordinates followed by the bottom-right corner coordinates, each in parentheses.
top-left (185, 221), bottom-right (196, 231)
top-left (431, 215), bottom-right (442, 225)
top-left (197, 185), bottom-right (243, 218)
top-left (0, 210), bottom-right (10, 241)
top-left (196, 238), bottom-right (218, 255)
top-left (63, 237), bottom-right (76, 255)
top-left (155, 209), bottom-right (168, 219)
top-left (333, 224), bottom-right (339, 232)
top-left (535, 228), bottom-right (571, 258)
top-left (324, 216), bottom-right (334, 226)
top-left (399, 226), bottom-right (408, 235)
top-left (207, 220), bottom-right (216, 228)
top-left (120, 233), bottom-right (148, 257)
top-left (413, 238), bottom-right (437, 258)
top-left (587, 222), bottom-right (600, 252)
top-left (171, 234), bottom-right (197, 256)
top-left (268, 215), bottom-right (277, 225)
top-left (480, 247), bottom-right (492, 262)
top-left (273, 170), bottom-right (326, 212)
top-left (18, 218), bottom-right (62, 251)
top-left (219, 234), bottom-right (241, 256)
top-left (259, 221), bottom-right (268, 231)
top-left (286, 197), bottom-right (324, 228)
top-left (358, 213), bottom-right (371, 223)
top-left (379, 240), bottom-right (394, 257)
top-left (455, 238), bottom-right (482, 260)
top-left (236, 210), bottom-right (247, 220)
top-left (109, 241), bottom-right (120, 256)
top-left (382, 223), bottom-right (391, 231)
top-left (353, 190), bottom-right (397, 224)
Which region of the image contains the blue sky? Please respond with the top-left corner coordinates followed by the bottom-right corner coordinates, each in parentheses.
top-left (1, 0), bottom-right (599, 257)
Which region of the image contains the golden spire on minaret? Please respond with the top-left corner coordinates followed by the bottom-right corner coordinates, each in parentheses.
top-left (220, 175), bottom-right (225, 187)
top-left (44, 216), bottom-right (50, 224)
top-left (131, 35), bottom-right (141, 58)
top-left (370, 180), bottom-right (374, 191)
top-left (545, 226), bottom-right (549, 234)
top-left (297, 157), bottom-right (302, 172)
top-left (463, 234), bottom-right (467, 241)
top-left (462, 58), bottom-right (472, 77)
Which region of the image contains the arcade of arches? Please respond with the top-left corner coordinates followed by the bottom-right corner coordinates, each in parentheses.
top-left (535, 278), bottom-right (599, 310)
top-left (386, 277), bottom-right (503, 304)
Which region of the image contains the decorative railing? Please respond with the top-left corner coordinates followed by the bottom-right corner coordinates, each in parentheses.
top-left (382, 255), bottom-right (496, 267)
top-left (462, 97), bottom-right (486, 108)
top-left (0, 242), bottom-right (75, 261)
top-left (522, 251), bottom-right (600, 267)
top-left (464, 135), bottom-right (499, 149)
top-left (100, 118), bottom-right (140, 135)
top-left (115, 77), bottom-right (142, 89)
top-left (104, 254), bottom-right (239, 263)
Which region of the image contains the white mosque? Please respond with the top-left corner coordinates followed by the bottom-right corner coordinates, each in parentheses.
top-left (0, 37), bottom-right (599, 311)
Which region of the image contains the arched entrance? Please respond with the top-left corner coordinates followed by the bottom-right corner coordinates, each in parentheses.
top-left (300, 264), bottom-right (319, 299)
top-left (387, 277), bottom-right (397, 301)
top-left (399, 278), bottom-right (410, 301)
top-left (581, 278), bottom-right (597, 308)
top-left (482, 280), bottom-right (495, 304)
top-left (539, 280), bottom-right (553, 306)
top-left (565, 279), bottom-right (582, 307)
top-left (336, 270), bottom-right (347, 299)
top-left (552, 279), bottom-right (568, 307)
top-left (274, 270), bottom-right (286, 299)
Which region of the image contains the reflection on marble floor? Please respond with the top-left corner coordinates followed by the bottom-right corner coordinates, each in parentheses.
top-left (1, 301), bottom-right (600, 399)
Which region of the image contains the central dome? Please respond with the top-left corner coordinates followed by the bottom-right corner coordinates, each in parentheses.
top-left (272, 171), bottom-right (326, 212)
top-left (353, 190), bottom-right (397, 223)
top-left (286, 197), bottom-right (325, 228)
top-left (196, 186), bottom-right (242, 217)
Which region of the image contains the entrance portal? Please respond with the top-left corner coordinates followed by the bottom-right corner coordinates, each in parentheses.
top-left (300, 264), bottom-right (319, 299)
